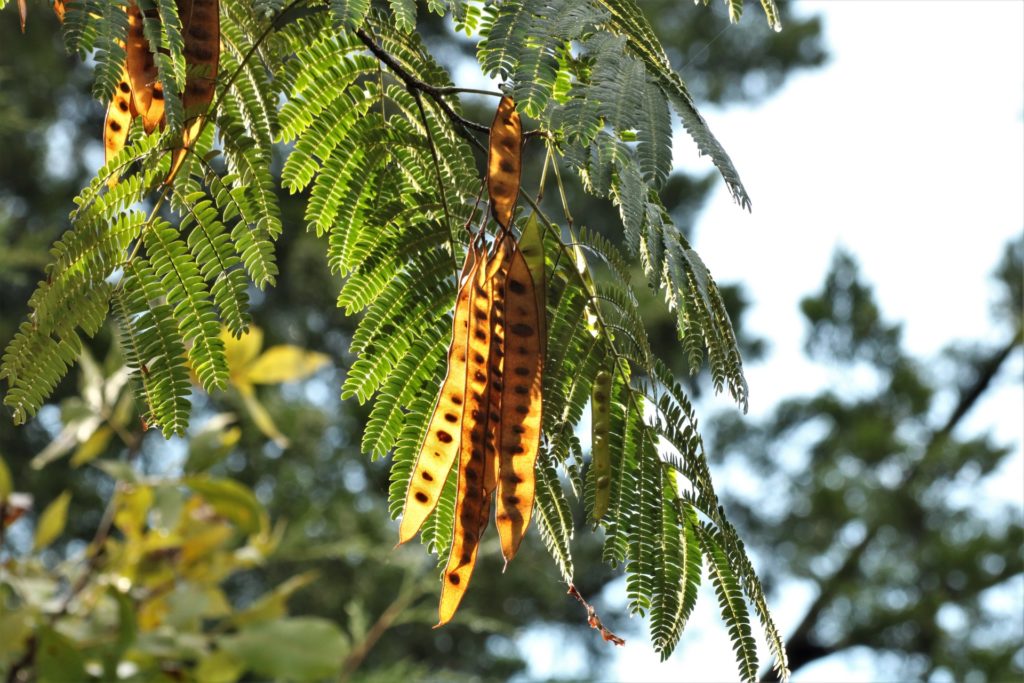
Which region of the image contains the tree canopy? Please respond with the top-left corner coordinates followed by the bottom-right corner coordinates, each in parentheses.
top-left (0, 1), bottom-right (846, 681)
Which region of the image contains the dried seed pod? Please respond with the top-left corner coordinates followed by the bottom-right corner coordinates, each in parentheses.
top-left (126, 1), bottom-right (165, 133)
top-left (483, 239), bottom-right (511, 498)
top-left (495, 240), bottom-right (543, 564)
top-left (167, 0), bottom-right (219, 183)
top-left (591, 370), bottom-right (612, 521)
top-left (18, 0), bottom-right (27, 31)
top-left (398, 246), bottom-right (480, 545)
top-left (437, 249), bottom-right (497, 626)
top-left (104, 65), bottom-right (137, 176)
top-left (487, 96), bottom-right (522, 230)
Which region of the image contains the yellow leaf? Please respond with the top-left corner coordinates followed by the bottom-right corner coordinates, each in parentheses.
top-left (34, 491), bottom-right (72, 551)
top-left (0, 455), bottom-right (12, 499)
top-left (70, 425), bottom-right (114, 468)
top-left (185, 476), bottom-right (266, 536)
top-left (222, 326), bottom-right (264, 376)
top-left (114, 485), bottom-right (154, 539)
top-left (244, 346), bottom-right (330, 385)
top-left (238, 384), bottom-right (289, 449)
top-left (138, 593), bottom-right (169, 632)
top-left (196, 649), bottom-right (245, 683)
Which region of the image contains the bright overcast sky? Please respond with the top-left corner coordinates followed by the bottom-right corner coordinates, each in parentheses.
top-left (522, 1), bottom-right (1024, 681)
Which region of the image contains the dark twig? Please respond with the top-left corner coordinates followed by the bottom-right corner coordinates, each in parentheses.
top-left (354, 29), bottom-right (544, 139)
top-left (567, 583), bottom-right (625, 647)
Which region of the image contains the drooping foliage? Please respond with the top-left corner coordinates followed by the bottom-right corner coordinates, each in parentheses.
top-left (1, 0), bottom-right (787, 677)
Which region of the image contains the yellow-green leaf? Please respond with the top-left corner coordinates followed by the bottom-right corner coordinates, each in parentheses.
top-left (238, 384), bottom-right (289, 449)
top-left (244, 346), bottom-right (331, 385)
top-left (34, 491), bottom-right (72, 551)
top-left (186, 415), bottom-right (242, 473)
top-left (185, 476), bottom-right (266, 535)
top-left (70, 425), bottom-right (114, 468)
top-left (230, 570), bottom-right (320, 627)
top-left (0, 454), bottom-right (12, 499)
top-left (0, 608), bottom-right (33, 659)
top-left (114, 485), bottom-right (154, 539)
top-left (197, 650), bottom-right (245, 683)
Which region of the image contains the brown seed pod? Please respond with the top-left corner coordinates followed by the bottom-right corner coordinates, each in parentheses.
top-left (126, 1), bottom-right (165, 134)
top-left (104, 65), bottom-right (137, 179)
top-left (495, 239), bottom-right (543, 565)
top-left (437, 249), bottom-right (498, 626)
top-left (483, 239), bottom-right (511, 498)
top-left (398, 246), bottom-right (480, 545)
top-left (487, 96), bottom-right (522, 231)
top-left (167, 0), bottom-right (219, 183)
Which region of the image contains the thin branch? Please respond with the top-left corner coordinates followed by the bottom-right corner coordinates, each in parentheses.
top-left (355, 28), bottom-right (489, 135)
top-left (353, 29), bottom-right (544, 139)
top-left (337, 580), bottom-right (421, 682)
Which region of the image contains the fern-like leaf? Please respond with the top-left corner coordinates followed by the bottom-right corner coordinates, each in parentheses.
top-left (697, 522), bottom-right (759, 682)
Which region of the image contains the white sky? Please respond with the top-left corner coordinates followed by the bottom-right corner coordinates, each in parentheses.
top-left (522, 1), bottom-right (1024, 681)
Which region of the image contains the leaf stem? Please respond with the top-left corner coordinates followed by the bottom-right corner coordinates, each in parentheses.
top-left (434, 86), bottom-right (505, 98)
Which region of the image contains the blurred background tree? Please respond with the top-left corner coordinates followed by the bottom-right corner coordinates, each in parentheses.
top-left (710, 239), bottom-right (1022, 681)
top-left (5, 1), bottom-right (1019, 682)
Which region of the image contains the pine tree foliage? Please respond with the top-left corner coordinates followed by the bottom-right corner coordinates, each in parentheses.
top-left (3, 1), bottom-right (788, 677)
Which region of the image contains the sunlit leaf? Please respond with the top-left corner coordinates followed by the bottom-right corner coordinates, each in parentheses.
top-left (114, 484), bottom-right (154, 539)
top-left (238, 384), bottom-right (289, 448)
top-left (185, 476), bottom-right (265, 535)
top-left (222, 326), bottom-right (264, 374)
top-left (229, 570), bottom-right (320, 626)
top-left (70, 424), bottom-right (114, 467)
top-left (33, 491), bottom-right (72, 551)
top-left (243, 346), bottom-right (331, 385)
top-left (196, 649), bottom-right (245, 683)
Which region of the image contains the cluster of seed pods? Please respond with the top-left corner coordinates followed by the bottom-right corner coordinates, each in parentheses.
top-left (51, 1), bottom-right (218, 183)
top-left (398, 97), bottom-right (548, 625)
